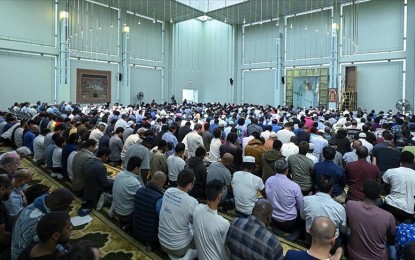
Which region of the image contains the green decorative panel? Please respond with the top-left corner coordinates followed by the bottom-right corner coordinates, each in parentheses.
top-left (285, 67), bottom-right (329, 108)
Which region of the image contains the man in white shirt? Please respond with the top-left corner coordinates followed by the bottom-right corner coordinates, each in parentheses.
top-left (193, 180), bottom-right (230, 260)
top-left (208, 128), bottom-right (222, 162)
top-left (281, 136), bottom-right (299, 159)
top-left (166, 143), bottom-right (186, 186)
top-left (159, 169), bottom-right (198, 258)
top-left (182, 123), bottom-right (204, 159)
top-left (310, 130), bottom-right (328, 159)
top-left (224, 121), bottom-right (234, 138)
top-left (357, 132), bottom-right (373, 154)
top-left (114, 114), bottom-right (129, 129)
top-left (306, 143), bottom-right (319, 164)
top-left (33, 128), bottom-right (47, 165)
top-left (112, 156), bottom-right (144, 227)
top-left (276, 122), bottom-right (295, 144)
top-left (89, 123), bottom-right (106, 143)
top-left (382, 151), bottom-right (415, 223)
top-left (232, 156), bottom-right (265, 217)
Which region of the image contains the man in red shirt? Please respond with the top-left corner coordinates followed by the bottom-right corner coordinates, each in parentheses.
top-left (345, 146), bottom-right (380, 201)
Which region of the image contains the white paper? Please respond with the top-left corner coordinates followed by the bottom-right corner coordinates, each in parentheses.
top-left (71, 215), bottom-right (93, 226)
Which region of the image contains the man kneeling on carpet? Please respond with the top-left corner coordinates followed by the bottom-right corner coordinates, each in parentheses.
top-left (158, 169), bottom-right (198, 258)
top-left (18, 211), bottom-right (72, 259)
top-left (133, 171), bottom-right (166, 252)
top-left (11, 187), bottom-right (74, 259)
top-left (284, 216), bottom-right (343, 260)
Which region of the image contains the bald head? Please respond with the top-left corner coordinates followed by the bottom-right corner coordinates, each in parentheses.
top-left (351, 139), bottom-right (362, 149)
top-left (310, 216), bottom-right (336, 243)
top-left (222, 153), bottom-right (234, 166)
top-left (150, 171), bottom-right (167, 188)
top-left (31, 124), bottom-right (39, 132)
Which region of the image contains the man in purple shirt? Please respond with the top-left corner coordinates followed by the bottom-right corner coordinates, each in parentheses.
top-left (265, 158), bottom-right (303, 240)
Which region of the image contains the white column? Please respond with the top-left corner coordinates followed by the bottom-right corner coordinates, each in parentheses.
top-left (329, 23), bottom-right (339, 109)
top-left (120, 26), bottom-right (131, 105)
top-left (58, 11), bottom-right (70, 103)
top-left (275, 33), bottom-right (283, 107)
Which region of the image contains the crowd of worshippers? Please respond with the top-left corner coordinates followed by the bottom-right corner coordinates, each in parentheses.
top-left (2, 100), bottom-right (415, 259)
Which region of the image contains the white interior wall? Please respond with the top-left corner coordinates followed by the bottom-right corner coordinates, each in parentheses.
top-left (0, 52), bottom-right (55, 109)
top-left (0, 0), bottom-right (56, 46)
top-left (68, 2), bottom-right (119, 56)
top-left (242, 69), bottom-right (275, 105)
top-left (351, 61), bottom-right (403, 112)
top-left (285, 9), bottom-right (332, 61)
top-left (127, 13), bottom-right (163, 62)
top-left (341, 0), bottom-right (404, 55)
top-left (130, 67), bottom-right (163, 105)
top-left (172, 19), bottom-right (233, 103)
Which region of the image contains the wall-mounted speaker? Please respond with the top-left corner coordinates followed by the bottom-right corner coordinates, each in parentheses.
top-left (118, 73), bottom-right (122, 81)
top-left (281, 76), bottom-right (285, 84)
top-left (230, 78), bottom-right (234, 85)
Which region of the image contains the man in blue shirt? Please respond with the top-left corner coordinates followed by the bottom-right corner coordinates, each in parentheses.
top-left (284, 216), bottom-right (343, 260)
top-left (312, 146), bottom-right (346, 203)
top-left (23, 125), bottom-right (38, 153)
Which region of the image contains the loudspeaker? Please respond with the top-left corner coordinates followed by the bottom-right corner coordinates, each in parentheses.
top-left (118, 73), bottom-right (122, 81)
top-left (281, 76), bottom-right (285, 84)
top-left (230, 78), bottom-right (234, 85)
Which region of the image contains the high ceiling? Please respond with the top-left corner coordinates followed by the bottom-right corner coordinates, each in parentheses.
top-left (109, 0), bottom-right (352, 24)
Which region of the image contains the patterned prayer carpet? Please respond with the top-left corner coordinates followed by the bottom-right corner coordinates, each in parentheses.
top-left (2, 146), bottom-right (306, 259)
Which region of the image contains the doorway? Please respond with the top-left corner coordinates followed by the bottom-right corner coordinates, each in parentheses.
top-left (182, 89), bottom-right (198, 103)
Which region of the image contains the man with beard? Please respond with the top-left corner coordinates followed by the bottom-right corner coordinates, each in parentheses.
top-left (0, 174), bottom-right (13, 257)
top-left (17, 211), bottom-right (72, 259)
top-left (11, 188), bottom-right (74, 259)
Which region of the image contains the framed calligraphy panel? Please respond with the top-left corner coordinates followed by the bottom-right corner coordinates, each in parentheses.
top-left (76, 69), bottom-right (111, 103)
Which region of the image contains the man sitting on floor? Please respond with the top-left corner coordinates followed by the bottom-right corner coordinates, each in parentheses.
top-left (17, 211), bottom-right (72, 260)
top-left (72, 139), bottom-right (96, 196)
top-left (112, 156), bottom-right (143, 227)
top-left (266, 158), bottom-right (303, 240)
top-left (158, 169), bottom-right (198, 258)
top-left (284, 216), bottom-right (343, 260)
top-left (11, 188), bottom-right (74, 259)
top-left (3, 169), bottom-right (32, 217)
top-left (382, 151), bottom-right (415, 224)
top-left (226, 198), bottom-right (284, 260)
top-left (313, 146), bottom-right (346, 204)
top-left (301, 175), bottom-right (347, 254)
top-left (345, 146), bottom-right (380, 201)
top-left (133, 171), bottom-right (166, 252)
top-left (0, 174), bottom-right (13, 258)
top-left (207, 153), bottom-right (234, 208)
top-left (83, 147), bottom-right (113, 210)
top-left (0, 152), bottom-right (21, 177)
top-left (346, 180), bottom-right (395, 259)
top-left (193, 180), bottom-right (230, 260)
top-left (232, 156), bottom-right (265, 218)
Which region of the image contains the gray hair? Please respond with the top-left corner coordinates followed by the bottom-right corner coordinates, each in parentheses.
top-left (274, 158), bottom-right (288, 173)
